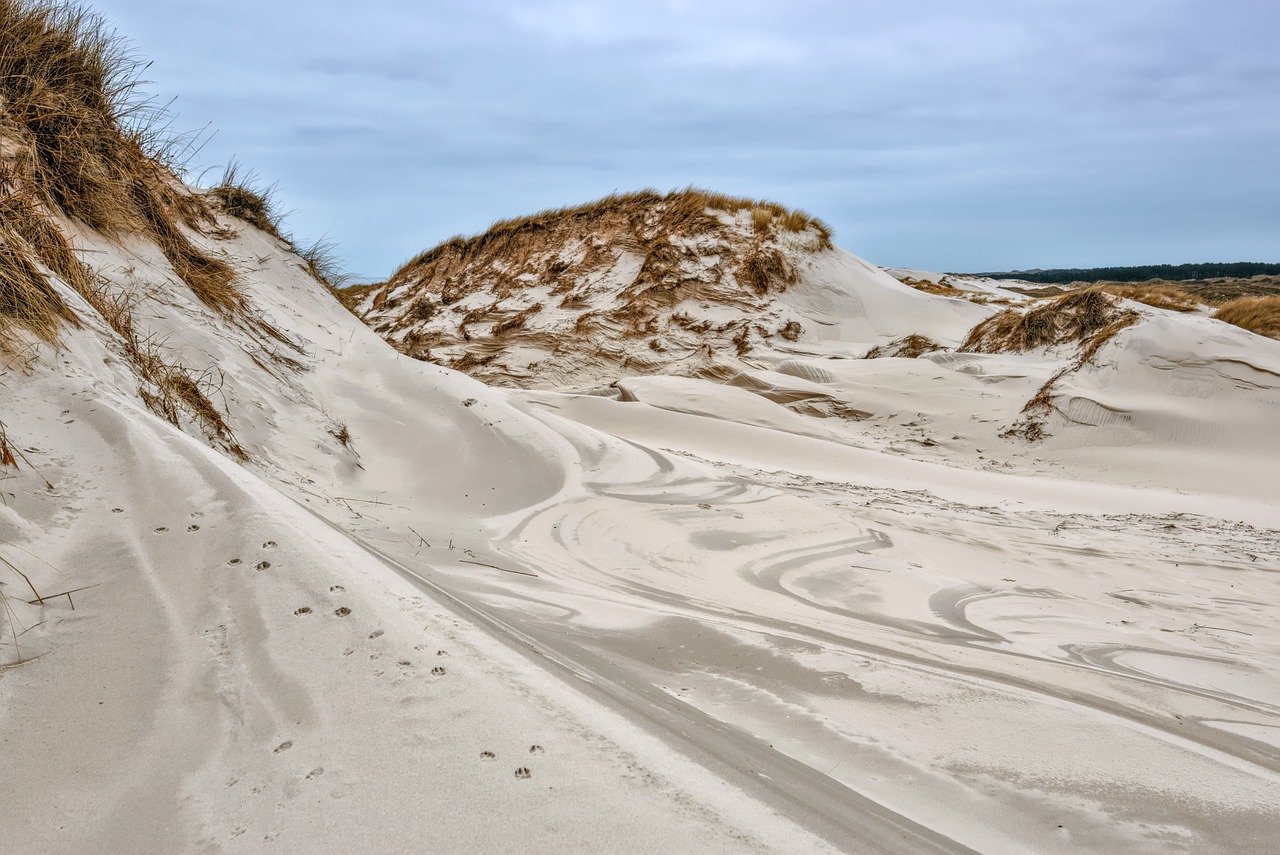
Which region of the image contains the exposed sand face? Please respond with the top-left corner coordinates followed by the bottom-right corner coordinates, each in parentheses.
top-left (2, 203), bottom-right (1279, 853)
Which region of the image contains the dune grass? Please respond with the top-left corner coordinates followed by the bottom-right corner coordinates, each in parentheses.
top-left (0, 1), bottom-right (260, 454)
top-left (864, 334), bottom-right (943, 359)
top-left (1095, 283), bottom-right (1201, 313)
top-left (961, 288), bottom-right (1138, 354)
top-left (207, 162), bottom-right (286, 240)
top-left (0, 0), bottom-right (242, 339)
top-left (1212, 296), bottom-right (1280, 340)
top-left (392, 188), bottom-right (833, 283)
top-left (961, 289), bottom-right (1142, 441)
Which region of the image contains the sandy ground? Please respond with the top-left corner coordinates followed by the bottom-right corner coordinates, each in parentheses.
top-left (2, 216), bottom-right (1279, 853)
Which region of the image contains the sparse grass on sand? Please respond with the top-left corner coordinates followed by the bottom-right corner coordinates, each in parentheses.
top-left (207, 162), bottom-right (286, 240)
top-left (865, 334), bottom-right (943, 359)
top-left (0, 0), bottom-right (243, 338)
top-left (353, 188), bottom-right (836, 367)
top-left (961, 288), bottom-right (1138, 354)
top-left (395, 189), bottom-right (832, 279)
top-left (1212, 296), bottom-right (1280, 340)
top-left (961, 289), bottom-right (1142, 442)
top-left (1094, 283), bottom-right (1201, 313)
top-left (0, 0), bottom-right (257, 453)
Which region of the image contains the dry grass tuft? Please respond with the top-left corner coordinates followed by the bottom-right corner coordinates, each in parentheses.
top-left (969, 289), bottom-right (1142, 442)
top-left (207, 162), bottom-right (285, 240)
top-left (899, 277), bottom-right (969, 298)
top-left (1096, 283), bottom-right (1201, 313)
top-left (355, 188), bottom-right (835, 381)
top-left (961, 288), bottom-right (1137, 354)
top-left (297, 236), bottom-right (350, 289)
top-left (738, 247), bottom-right (796, 294)
top-left (390, 188), bottom-right (833, 285)
top-left (0, 420), bottom-right (17, 468)
top-left (1211, 296), bottom-right (1280, 340)
top-left (865, 334), bottom-right (944, 359)
top-left (0, 0), bottom-right (244, 332)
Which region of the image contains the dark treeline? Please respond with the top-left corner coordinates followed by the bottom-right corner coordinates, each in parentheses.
top-left (973, 262), bottom-right (1280, 284)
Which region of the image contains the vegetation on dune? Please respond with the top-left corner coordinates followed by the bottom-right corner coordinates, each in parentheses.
top-left (392, 188), bottom-right (833, 281)
top-left (864, 334), bottom-right (943, 359)
top-left (207, 162), bottom-right (352, 289)
top-left (1091, 283), bottom-right (1201, 313)
top-left (0, 0), bottom-right (245, 328)
top-left (0, 0), bottom-right (267, 459)
top-left (356, 188), bottom-right (837, 378)
top-left (959, 289), bottom-right (1142, 442)
top-left (207, 162), bottom-right (286, 240)
top-left (1212, 296), bottom-right (1280, 340)
top-left (978, 262), bottom-right (1280, 285)
top-left (961, 288), bottom-right (1138, 355)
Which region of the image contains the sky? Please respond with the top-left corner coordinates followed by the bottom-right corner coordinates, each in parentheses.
top-left (97, 0), bottom-right (1280, 279)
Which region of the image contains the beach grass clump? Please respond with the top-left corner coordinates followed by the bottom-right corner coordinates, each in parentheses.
top-left (1211, 296), bottom-right (1280, 340)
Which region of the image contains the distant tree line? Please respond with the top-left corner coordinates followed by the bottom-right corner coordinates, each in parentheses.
top-left (975, 262), bottom-right (1280, 284)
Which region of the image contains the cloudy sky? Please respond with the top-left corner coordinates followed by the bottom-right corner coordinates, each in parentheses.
top-left (99, 0), bottom-right (1279, 278)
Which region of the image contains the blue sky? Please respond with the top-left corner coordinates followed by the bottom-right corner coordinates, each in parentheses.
top-left (99, 0), bottom-right (1280, 278)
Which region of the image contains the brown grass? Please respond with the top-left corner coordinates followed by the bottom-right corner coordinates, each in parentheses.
top-left (0, 0), bottom-right (244, 335)
top-left (0, 420), bottom-right (16, 468)
top-left (391, 188), bottom-right (833, 284)
top-left (738, 247), bottom-right (796, 294)
top-left (1096, 283), bottom-right (1201, 313)
top-left (969, 289), bottom-right (1142, 442)
top-left (899, 277), bottom-right (969, 298)
top-left (865, 334), bottom-right (943, 359)
top-left (361, 187), bottom-right (830, 354)
top-left (207, 162), bottom-right (285, 240)
top-left (1211, 296), bottom-right (1280, 339)
top-left (961, 288), bottom-right (1138, 354)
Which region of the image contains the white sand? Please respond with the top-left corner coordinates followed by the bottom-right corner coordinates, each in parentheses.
top-left (2, 211), bottom-right (1279, 853)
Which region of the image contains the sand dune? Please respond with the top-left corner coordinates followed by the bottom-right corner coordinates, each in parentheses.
top-left (3, 15), bottom-right (1279, 848)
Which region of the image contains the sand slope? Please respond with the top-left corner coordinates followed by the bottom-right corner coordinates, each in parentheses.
top-left (2, 201), bottom-right (1279, 853)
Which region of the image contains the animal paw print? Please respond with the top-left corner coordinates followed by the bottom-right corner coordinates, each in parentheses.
top-left (529, 745), bottom-right (544, 755)
top-left (228, 558), bottom-right (242, 566)
top-left (187, 524), bottom-right (200, 532)
top-left (431, 666), bottom-right (446, 676)
top-left (305, 767), bottom-right (324, 780)
top-left (154, 527), bottom-right (168, 534)
top-left (480, 751), bottom-right (496, 761)
top-left (295, 607), bottom-right (312, 616)
top-left (263, 541), bottom-right (277, 549)
top-left (273, 740), bottom-right (293, 754)
top-left (514, 767), bottom-right (531, 780)
top-left (334, 607), bottom-right (351, 617)
top-left (255, 561), bottom-right (271, 571)
top-left (369, 629), bottom-right (384, 639)
top-left (330, 585), bottom-right (345, 593)
top-left (111, 508), bottom-right (124, 514)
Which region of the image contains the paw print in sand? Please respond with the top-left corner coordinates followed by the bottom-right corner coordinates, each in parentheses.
top-left (431, 666), bottom-right (446, 676)
top-left (255, 561), bottom-right (271, 571)
top-left (514, 767), bottom-right (531, 780)
top-left (294, 607), bottom-right (312, 616)
top-left (334, 607), bottom-right (351, 617)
